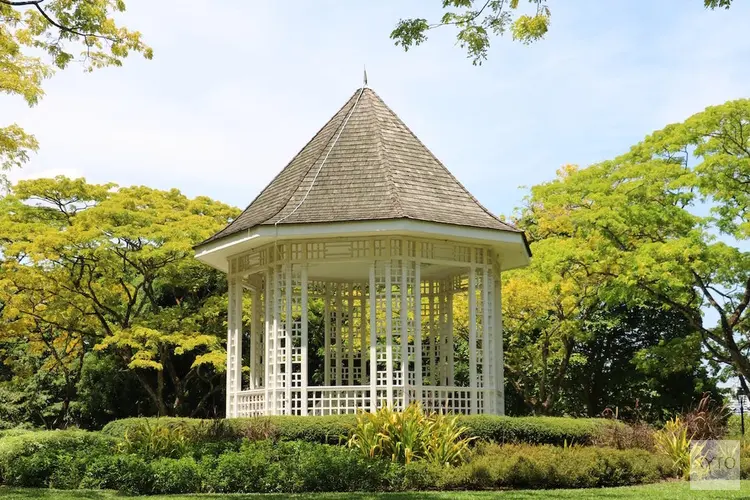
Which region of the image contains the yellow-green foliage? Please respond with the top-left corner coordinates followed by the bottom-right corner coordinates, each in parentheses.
top-left (346, 403), bottom-right (476, 466)
top-left (118, 420), bottom-right (189, 459)
top-left (653, 417), bottom-right (703, 479)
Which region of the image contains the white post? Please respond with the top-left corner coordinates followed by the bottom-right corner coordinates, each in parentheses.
top-left (482, 261), bottom-right (490, 414)
top-left (348, 283), bottom-right (354, 386)
top-left (285, 264), bottom-right (292, 415)
top-left (226, 274), bottom-right (236, 418)
top-left (251, 288), bottom-right (259, 390)
top-left (494, 264), bottom-right (504, 416)
top-left (469, 265), bottom-right (477, 415)
top-left (401, 259), bottom-right (409, 407)
top-left (361, 282), bottom-right (367, 385)
top-left (263, 268), bottom-right (274, 415)
top-left (429, 281), bottom-right (435, 384)
top-left (272, 265), bottom-right (280, 415)
top-left (324, 285), bottom-right (331, 386)
top-left (414, 261), bottom-right (422, 400)
top-left (336, 285), bottom-right (343, 386)
top-left (385, 261), bottom-right (393, 407)
top-left (301, 264), bottom-right (309, 415)
top-left (447, 283), bottom-right (454, 386)
top-left (369, 263), bottom-right (377, 412)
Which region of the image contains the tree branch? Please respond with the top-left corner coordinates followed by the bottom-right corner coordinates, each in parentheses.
top-left (1, 0), bottom-right (121, 44)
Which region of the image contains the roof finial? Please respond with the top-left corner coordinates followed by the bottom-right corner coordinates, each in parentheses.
top-left (363, 65), bottom-right (368, 88)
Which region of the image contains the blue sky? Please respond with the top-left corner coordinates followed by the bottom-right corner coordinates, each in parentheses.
top-left (6, 0), bottom-right (750, 220)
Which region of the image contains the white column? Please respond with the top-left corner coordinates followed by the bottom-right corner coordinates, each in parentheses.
top-left (226, 274), bottom-right (240, 418)
top-left (427, 280), bottom-right (442, 385)
top-left (285, 264), bottom-right (292, 415)
top-left (335, 285), bottom-right (343, 385)
top-left (385, 261), bottom-right (393, 407)
top-left (250, 288), bottom-right (259, 390)
top-left (447, 283), bottom-right (454, 386)
top-left (482, 262), bottom-right (490, 414)
top-left (494, 265), bottom-right (504, 415)
top-left (414, 261), bottom-right (422, 399)
top-left (469, 266), bottom-right (477, 415)
top-left (360, 282), bottom-right (367, 385)
top-left (264, 269), bottom-right (271, 415)
top-left (348, 283), bottom-right (355, 386)
top-left (324, 285), bottom-right (331, 386)
top-left (301, 264), bottom-right (309, 415)
top-left (401, 259), bottom-right (409, 407)
top-left (271, 265), bottom-right (281, 415)
top-left (369, 263), bottom-right (377, 412)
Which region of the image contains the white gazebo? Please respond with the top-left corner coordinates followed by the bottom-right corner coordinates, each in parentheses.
top-left (195, 86), bottom-right (530, 418)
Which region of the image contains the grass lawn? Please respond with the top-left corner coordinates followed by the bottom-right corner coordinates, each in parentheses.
top-left (3, 482), bottom-right (750, 499)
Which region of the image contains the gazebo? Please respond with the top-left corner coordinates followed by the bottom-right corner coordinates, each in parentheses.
top-left (194, 86), bottom-right (530, 418)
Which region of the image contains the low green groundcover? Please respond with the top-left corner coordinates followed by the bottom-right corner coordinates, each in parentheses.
top-left (4, 481), bottom-right (750, 499)
top-left (0, 429), bottom-right (676, 495)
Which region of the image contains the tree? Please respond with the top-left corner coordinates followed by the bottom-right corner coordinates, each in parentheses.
top-left (391, 0), bottom-right (733, 64)
top-left (0, 177), bottom-right (238, 421)
top-left (565, 304), bottom-right (719, 421)
top-left (522, 99), bottom-right (750, 396)
top-left (0, 1), bottom-right (150, 181)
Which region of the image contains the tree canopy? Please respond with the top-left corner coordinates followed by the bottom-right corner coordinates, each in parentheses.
top-left (0, 177), bottom-right (238, 423)
top-left (391, 0), bottom-right (734, 64)
top-left (515, 98), bottom-right (750, 396)
top-left (0, 1), bottom-right (150, 182)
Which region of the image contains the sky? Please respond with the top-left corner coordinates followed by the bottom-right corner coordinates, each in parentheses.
top-left (6, 0), bottom-right (750, 221)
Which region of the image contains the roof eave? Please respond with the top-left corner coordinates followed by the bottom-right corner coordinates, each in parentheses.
top-left (195, 218), bottom-right (531, 274)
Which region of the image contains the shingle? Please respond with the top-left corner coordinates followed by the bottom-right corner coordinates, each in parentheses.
top-left (203, 87), bottom-right (520, 244)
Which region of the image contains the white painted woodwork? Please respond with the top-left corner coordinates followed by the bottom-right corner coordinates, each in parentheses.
top-left (222, 236), bottom-right (508, 417)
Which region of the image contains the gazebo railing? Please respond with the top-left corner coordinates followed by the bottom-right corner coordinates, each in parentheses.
top-left (233, 386), bottom-right (499, 417)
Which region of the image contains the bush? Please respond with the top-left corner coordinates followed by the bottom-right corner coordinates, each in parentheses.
top-left (0, 430), bottom-right (115, 488)
top-left (151, 457), bottom-right (202, 494)
top-left (102, 414), bottom-right (617, 447)
top-left (201, 440), bottom-right (398, 493)
top-left (437, 443), bottom-right (675, 490)
top-left (117, 419), bottom-right (190, 458)
top-left (457, 415), bottom-right (619, 446)
top-left (593, 420), bottom-right (655, 451)
top-left (80, 454), bottom-right (153, 494)
top-left (347, 404), bottom-right (475, 465)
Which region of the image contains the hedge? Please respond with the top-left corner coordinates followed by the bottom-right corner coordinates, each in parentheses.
top-left (0, 437), bottom-right (677, 494)
top-left (102, 414), bottom-right (619, 446)
top-left (0, 430), bottom-right (116, 488)
top-left (438, 443), bottom-right (675, 489)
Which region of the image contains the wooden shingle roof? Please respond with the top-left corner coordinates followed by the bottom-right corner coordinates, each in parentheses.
top-left (205, 87), bottom-right (520, 244)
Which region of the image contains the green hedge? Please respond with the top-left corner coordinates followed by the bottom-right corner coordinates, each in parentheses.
top-left (439, 443), bottom-right (675, 489)
top-left (0, 436), bottom-right (676, 494)
top-left (0, 430), bottom-right (116, 488)
top-left (102, 414), bottom-right (618, 446)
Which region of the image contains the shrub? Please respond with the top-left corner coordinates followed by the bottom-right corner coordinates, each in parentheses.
top-left (80, 454), bottom-right (153, 494)
top-left (0, 430), bottom-right (114, 488)
top-left (102, 414), bottom-right (616, 447)
top-left (684, 393), bottom-right (731, 440)
top-left (151, 457), bottom-right (202, 494)
top-left (347, 403), bottom-right (475, 465)
top-left (202, 440), bottom-right (397, 493)
top-left (437, 443), bottom-right (674, 489)
top-left (117, 419), bottom-right (190, 459)
top-left (458, 414), bottom-right (618, 446)
top-left (593, 420), bottom-right (655, 451)
top-left (653, 417), bottom-right (703, 479)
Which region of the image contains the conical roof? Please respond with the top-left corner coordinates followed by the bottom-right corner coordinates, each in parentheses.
top-left (204, 87), bottom-right (519, 244)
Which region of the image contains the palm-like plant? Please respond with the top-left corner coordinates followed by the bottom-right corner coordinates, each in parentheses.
top-left (347, 402), bottom-right (476, 466)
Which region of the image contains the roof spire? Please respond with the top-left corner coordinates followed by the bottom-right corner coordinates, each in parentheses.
top-left (363, 65), bottom-right (368, 87)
